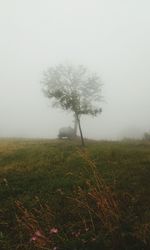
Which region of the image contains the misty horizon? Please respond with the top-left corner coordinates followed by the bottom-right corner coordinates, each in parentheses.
top-left (0, 0), bottom-right (150, 140)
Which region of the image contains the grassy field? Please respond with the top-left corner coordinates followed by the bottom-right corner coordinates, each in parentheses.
top-left (0, 138), bottom-right (150, 250)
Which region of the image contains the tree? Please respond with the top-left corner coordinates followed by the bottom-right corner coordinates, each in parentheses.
top-left (143, 132), bottom-right (150, 141)
top-left (42, 63), bottom-right (102, 146)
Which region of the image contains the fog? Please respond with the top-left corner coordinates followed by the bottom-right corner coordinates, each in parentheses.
top-left (0, 0), bottom-right (150, 140)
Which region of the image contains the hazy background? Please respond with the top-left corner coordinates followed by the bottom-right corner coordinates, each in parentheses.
top-left (0, 0), bottom-right (150, 140)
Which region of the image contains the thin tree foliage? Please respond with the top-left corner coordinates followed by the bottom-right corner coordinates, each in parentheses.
top-left (42, 63), bottom-right (103, 146)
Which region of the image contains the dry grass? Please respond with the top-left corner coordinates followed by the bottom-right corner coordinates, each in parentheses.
top-left (0, 139), bottom-right (150, 249)
top-left (77, 150), bottom-right (119, 227)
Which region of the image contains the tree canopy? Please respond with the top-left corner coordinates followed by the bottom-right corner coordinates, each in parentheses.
top-left (42, 63), bottom-right (103, 146)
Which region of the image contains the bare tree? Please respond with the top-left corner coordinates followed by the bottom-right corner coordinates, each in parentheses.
top-left (42, 63), bottom-right (102, 146)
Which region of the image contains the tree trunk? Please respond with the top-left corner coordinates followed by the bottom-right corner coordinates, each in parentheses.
top-left (75, 113), bottom-right (85, 147)
top-left (73, 114), bottom-right (78, 136)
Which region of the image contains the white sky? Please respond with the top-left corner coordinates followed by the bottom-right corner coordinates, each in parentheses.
top-left (0, 0), bottom-right (150, 139)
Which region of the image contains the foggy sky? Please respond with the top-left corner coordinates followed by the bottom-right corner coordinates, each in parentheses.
top-left (0, 0), bottom-right (150, 140)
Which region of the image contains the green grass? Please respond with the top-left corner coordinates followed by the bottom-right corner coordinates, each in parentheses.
top-left (0, 139), bottom-right (150, 249)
